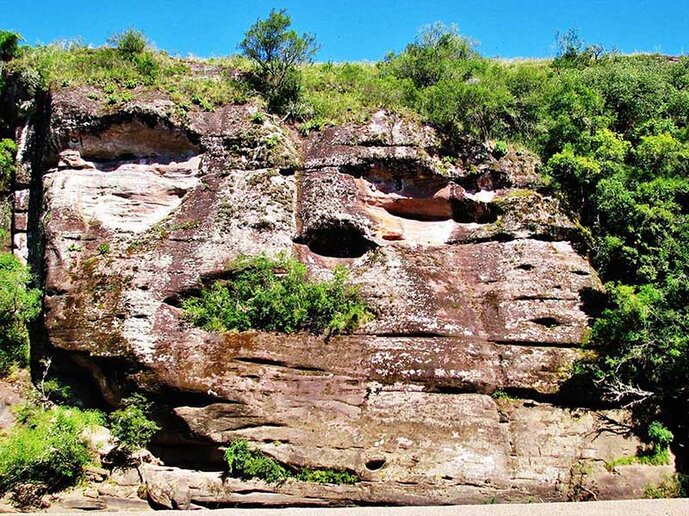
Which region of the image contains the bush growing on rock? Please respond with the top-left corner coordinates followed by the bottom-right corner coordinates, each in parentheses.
top-left (182, 253), bottom-right (372, 335)
top-left (0, 138), bottom-right (16, 191)
top-left (109, 393), bottom-right (160, 453)
top-left (0, 252), bottom-right (41, 374)
top-left (224, 439), bottom-right (358, 485)
top-left (224, 440), bottom-right (289, 483)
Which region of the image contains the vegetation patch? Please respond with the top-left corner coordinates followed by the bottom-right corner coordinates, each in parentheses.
top-left (644, 474), bottom-right (688, 499)
top-left (0, 405), bottom-right (103, 496)
top-left (182, 253), bottom-right (372, 335)
top-left (108, 393), bottom-right (160, 454)
top-left (224, 439), bottom-right (357, 485)
top-left (606, 421), bottom-right (675, 470)
top-left (0, 252), bottom-right (41, 374)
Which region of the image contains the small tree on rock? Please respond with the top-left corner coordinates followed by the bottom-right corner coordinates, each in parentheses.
top-left (239, 9), bottom-right (319, 113)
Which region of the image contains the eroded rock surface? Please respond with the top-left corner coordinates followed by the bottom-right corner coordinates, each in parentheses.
top-left (20, 97), bottom-right (670, 506)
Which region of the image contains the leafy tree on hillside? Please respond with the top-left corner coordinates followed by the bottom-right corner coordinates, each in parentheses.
top-left (0, 30), bottom-right (21, 62)
top-left (553, 28), bottom-right (605, 69)
top-left (239, 9), bottom-right (319, 113)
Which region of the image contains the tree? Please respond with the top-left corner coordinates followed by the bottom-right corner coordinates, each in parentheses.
top-left (553, 28), bottom-right (604, 69)
top-left (0, 31), bottom-right (21, 62)
top-left (239, 9), bottom-right (319, 112)
top-left (383, 23), bottom-right (477, 88)
top-left (107, 28), bottom-right (148, 59)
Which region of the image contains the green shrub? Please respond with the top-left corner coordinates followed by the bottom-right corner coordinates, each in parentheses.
top-left (108, 28), bottom-right (148, 59)
top-left (182, 253), bottom-right (372, 335)
top-left (639, 421), bottom-right (674, 465)
top-left (296, 468), bottom-right (358, 485)
top-left (0, 405), bottom-right (103, 494)
top-left (0, 138), bottom-right (16, 191)
top-left (224, 440), bottom-right (289, 483)
top-left (0, 252), bottom-right (41, 374)
top-left (552, 29), bottom-right (605, 69)
top-left (644, 474), bottom-right (688, 499)
top-left (383, 22), bottom-right (477, 88)
top-left (493, 140), bottom-right (508, 158)
top-left (108, 394), bottom-right (160, 452)
top-left (0, 30), bottom-right (21, 61)
top-left (224, 440), bottom-right (357, 485)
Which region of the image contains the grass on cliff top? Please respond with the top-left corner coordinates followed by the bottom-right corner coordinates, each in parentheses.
top-left (182, 253), bottom-right (372, 335)
top-left (8, 41), bottom-right (254, 110)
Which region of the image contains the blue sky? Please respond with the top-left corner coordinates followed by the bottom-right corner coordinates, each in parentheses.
top-left (2, 0), bottom-right (688, 61)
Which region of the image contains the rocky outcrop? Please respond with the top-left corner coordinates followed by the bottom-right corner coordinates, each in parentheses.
top-left (12, 90), bottom-right (671, 506)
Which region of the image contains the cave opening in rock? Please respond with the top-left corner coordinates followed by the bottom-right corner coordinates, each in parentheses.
top-left (451, 198), bottom-right (499, 224)
top-left (301, 220), bottom-right (376, 258)
top-left (365, 458), bottom-right (386, 471)
top-left (531, 317), bottom-right (561, 328)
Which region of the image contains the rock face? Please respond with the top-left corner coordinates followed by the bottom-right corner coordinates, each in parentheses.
top-left (15, 90), bottom-right (671, 505)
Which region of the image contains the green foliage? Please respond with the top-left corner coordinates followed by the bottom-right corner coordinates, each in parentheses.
top-left (301, 62), bottom-right (411, 127)
top-left (644, 474), bottom-right (688, 499)
top-left (296, 468), bottom-right (358, 485)
top-left (240, 9), bottom-right (319, 113)
top-left (0, 405), bottom-right (103, 494)
top-left (553, 29), bottom-right (605, 69)
top-left (635, 132), bottom-right (689, 177)
top-left (224, 440), bottom-right (289, 483)
top-left (0, 252), bottom-right (41, 374)
top-left (107, 28), bottom-right (148, 59)
top-left (0, 138), bottom-right (16, 191)
top-left (8, 42), bottom-right (248, 113)
top-left (383, 23), bottom-right (477, 88)
top-left (492, 140), bottom-right (508, 158)
top-left (182, 253), bottom-right (372, 335)
top-left (0, 31), bottom-right (21, 62)
top-left (606, 421), bottom-right (674, 470)
top-left (96, 243), bottom-right (110, 255)
top-left (108, 394), bottom-right (160, 452)
top-left (224, 440), bottom-right (357, 485)
top-left (491, 390), bottom-right (515, 401)
top-left (640, 420), bottom-right (674, 465)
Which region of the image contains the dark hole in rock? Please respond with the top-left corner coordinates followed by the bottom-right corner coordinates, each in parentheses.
top-left (531, 317), bottom-right (560, 328)
top-left (516, 264), bottom-right (535, 271)
top-left (451, 198), bottom-right (499, 223)
top-left (365, 458), bottom-right (386, 471)
top-left (572, 270), bottom-right (590, 276)
top-left (579, 286), bottom-right (607, 318)
top-left (301, 221), bottom-right (376, 258)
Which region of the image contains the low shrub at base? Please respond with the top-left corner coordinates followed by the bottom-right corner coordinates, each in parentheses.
top-left (224, 439), bottom-right (358, 485)
top-left (0, 405), bottom-right (103, 494)
top-left (108, 393), bottom-right (160, 454)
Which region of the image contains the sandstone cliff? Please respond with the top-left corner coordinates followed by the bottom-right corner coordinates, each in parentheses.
top-left (6, 86), bottom-right (673, 508)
